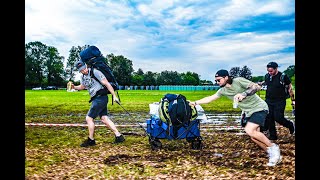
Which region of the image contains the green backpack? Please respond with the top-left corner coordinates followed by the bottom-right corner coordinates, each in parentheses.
top-left (158, 94), bottom-right (198, 137)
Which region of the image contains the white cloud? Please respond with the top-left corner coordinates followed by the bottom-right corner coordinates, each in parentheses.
top-left (25, 0), bottom-right (295, 81)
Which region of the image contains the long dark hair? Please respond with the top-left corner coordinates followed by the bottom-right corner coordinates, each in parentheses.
top-left (226, 76), bottom-right (233, 84)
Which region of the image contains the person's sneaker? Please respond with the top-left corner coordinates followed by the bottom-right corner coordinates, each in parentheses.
top-left (289, 120), bottom-right (295, 135)
top-left (267, 155), bottom-right (282, 166)
top-left (113, 134), bottom-right (125, 144)
top-left (267, 143), bottom-right (282, 166)
top-left (80, 137), bottom-right (96, 147)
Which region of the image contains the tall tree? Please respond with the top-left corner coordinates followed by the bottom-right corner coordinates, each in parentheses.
top-left (239, 65), bottom-right (252, 80)
top-left (143, 71), bottom-right (157, 85)
top-left (25, 41), bottom-right (66, 87)
top-left (25, 41), bottom-right (48, 87)
top-left (131, 68), bottom-right (144, 85)
top-left (190, 72), bottom-right (201, 85)
top-left (65, 45), bottom-right (89, 81)
top-left (131, 74), bottom-right (144, 86)
top-left (107, 54), bottom-right (134, 86)
top-left (44, 46), bottom-right (65, 86)
top-left (135, 68), bottom-right (144, 76)
top-left (157, 70), bottom-right (182, 85)
top-left (283, 65), bottom-right (295, 79)
top-left (230, 66), bottom-right (252, 80)
top-left (181, 71), bottom-right (199, 85)
top-left (229, 67), bottom-right (241, 77)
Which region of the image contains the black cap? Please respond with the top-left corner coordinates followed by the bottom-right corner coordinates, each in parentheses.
top-left (215, 69), bottom-right (229, 77)
top-left (267, 62), bottom-right (278, 68)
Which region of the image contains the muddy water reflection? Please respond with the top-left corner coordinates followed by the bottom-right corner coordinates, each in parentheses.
top-left (107, 112), bottom-right (295, 126)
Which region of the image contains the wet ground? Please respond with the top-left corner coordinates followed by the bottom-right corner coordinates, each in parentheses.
top-left (94, 111), bottom-right (295, 127)
top-left (25, 110), bottom-right (296, 179)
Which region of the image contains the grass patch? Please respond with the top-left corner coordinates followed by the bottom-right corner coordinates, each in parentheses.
top-left (25, 90), bottom-right (294, 122)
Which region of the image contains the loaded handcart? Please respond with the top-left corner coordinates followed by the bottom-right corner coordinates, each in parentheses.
top-left (145, 94), bottom-right (208, 150)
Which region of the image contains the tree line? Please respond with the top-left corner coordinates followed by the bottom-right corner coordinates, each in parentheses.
top-left (229, 65), bottom-right (295, 86)
top-left (25, 41), bottom-right (295, 88)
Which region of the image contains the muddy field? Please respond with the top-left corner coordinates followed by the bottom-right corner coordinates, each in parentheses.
top-left (26, 125), bottom-right (295, 179)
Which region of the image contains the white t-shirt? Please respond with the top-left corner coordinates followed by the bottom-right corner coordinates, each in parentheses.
top-left (80, 68), bottom-right (106, 97)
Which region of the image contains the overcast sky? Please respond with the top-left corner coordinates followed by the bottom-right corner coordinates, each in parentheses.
top-left (25, 0), bottom-right (295, 81)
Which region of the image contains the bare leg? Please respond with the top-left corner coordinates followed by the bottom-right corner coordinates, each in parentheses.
top-left (245, 122), bottom-right (273, 151)
top-left (86, 115), bottom-right (95, 140)
top-left (245, 122), bottom-right (281, 166)
top-left (251, 137), bottom-right (267, 151)
top-left (101, 115), bottom-right (121, 136)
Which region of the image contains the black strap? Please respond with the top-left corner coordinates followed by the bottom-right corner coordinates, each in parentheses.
top-left (89, 89), bottom-right (108, 103)
top-left (89, 68), bottom-right (121, 105)
top-left (111, 91), bottom-right (121, 105)
top-left (117, 91), bottom-right (120, 102)
top-left (111, 95), bottom-right (114, 105)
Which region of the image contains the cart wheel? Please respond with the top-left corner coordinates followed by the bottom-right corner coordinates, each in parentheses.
top-left (149, 137), bottom-right (162, 150)
top-left (186, 137), bottom-right (194, 143)
top-left (191, 137), bottom-right (203, 150)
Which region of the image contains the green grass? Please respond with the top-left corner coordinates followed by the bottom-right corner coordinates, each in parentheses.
top-left (25, 89), bottom-right (294, 117)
